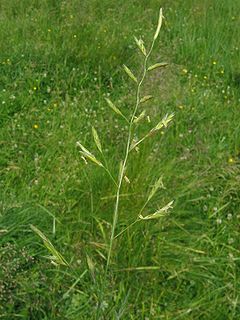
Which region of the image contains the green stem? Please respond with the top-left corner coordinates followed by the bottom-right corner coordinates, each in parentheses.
top-left (103, 166), bottom-right (118, 188)
top-left (114, 218), bottom-right (140, 239)
top-left (106, 39), bottom-right (156, 270)
top-left (97, 34), bottom-right (158, 320)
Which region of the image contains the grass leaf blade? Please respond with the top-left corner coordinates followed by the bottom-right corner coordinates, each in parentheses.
top-left (30, 225), bottom-right (69, 266)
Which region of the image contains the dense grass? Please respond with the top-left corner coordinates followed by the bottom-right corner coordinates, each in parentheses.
top-left (0, 0), bottom-right (240, 319)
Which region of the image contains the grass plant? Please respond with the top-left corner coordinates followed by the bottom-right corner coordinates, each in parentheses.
top-left (0, 0), bottom-right (240, 319)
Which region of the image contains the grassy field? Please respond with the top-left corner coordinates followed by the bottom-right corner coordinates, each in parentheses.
top-left (0, 0), bottom-right (240, 319)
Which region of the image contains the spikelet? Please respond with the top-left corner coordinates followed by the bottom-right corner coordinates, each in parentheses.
top-left (133, 110), bottom-right (146, 124)
top-left (76, 142), bottom-right (103, 167)
top-left (134, 36), bottom-right (147, 56)
top-left (124, 175), bottom-right (131, 184)
top-left (92, 126), bottom-right (102, 153)
top-left (139, 200), bottom-right (174, 220)
top-left (147, 176), bottom-right (165, 202)
top-left (123, 65), bottom-right (138, 83)
top-left (151, 113), bottom-right (174, 132)
top-left (105, 97), bottom-right (127, 121)
top-left (154, 8), bottom-right (163, 40)
top-left (130, 114), bottom-right (174, 151)
top-left (148, 62), bottom-right (168, 71)
top-left (140, 95), bottom-right (153, 104)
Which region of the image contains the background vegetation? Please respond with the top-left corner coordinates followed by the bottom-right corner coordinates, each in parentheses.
top-left (0, 0), bottom-right (240, 319)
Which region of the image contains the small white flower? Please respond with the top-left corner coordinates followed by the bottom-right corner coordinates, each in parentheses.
top-left (227, 213), bottom-right (233, 220)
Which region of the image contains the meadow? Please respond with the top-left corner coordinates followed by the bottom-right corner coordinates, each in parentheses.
top-left (0, 0), bottom-right (240, 319)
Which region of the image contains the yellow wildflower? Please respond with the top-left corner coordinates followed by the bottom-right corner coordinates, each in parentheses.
top-left (33, 124), bottom-right (39, 129)
top-left (228, 158), bottom-right (235, 164)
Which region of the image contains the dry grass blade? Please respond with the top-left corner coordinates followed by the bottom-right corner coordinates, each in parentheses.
top-left (117, 266), bottom-right (162, 272)
top-left (30, 224), bottom-right (69, 266)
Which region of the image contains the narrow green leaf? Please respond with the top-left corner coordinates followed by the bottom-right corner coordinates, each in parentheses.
top-left (123, 65), bottom-right (137, 83)
top-left (148, 62), bottom-right (168, 71)
top-left (30, 225), bottom-right (69, 266)
top-left (92, 126), bottom-right (102, 153)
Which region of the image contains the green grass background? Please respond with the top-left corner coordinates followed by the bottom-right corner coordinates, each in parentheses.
top-left (0, 0), bottom-right (240, 319)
